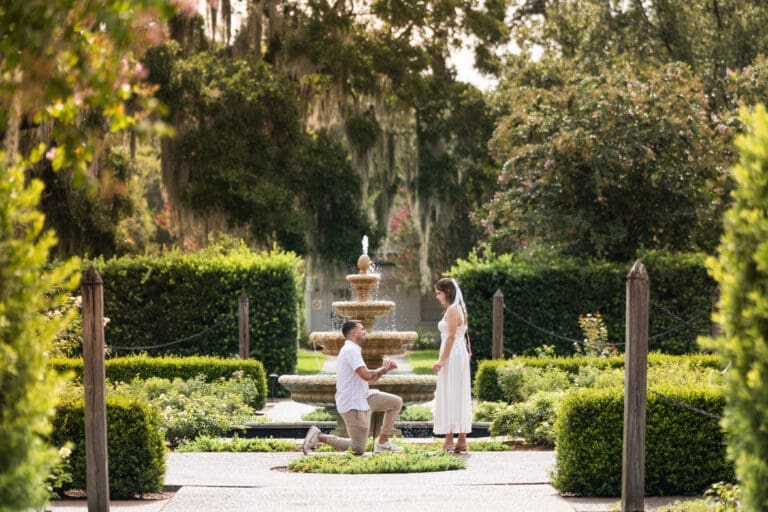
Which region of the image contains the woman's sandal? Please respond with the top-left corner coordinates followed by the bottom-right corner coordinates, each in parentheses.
top-left (452, 443), bottom-right (468, 453)
top-left (442, 444), bottom-right (456, 452)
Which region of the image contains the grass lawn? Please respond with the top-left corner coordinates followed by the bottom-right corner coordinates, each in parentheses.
top-left (299, 348), bottom-right (437, 375)
top-left (296, 348), bottom-right (326, 374)
top-left (405, 349), bottom-right (438, 375)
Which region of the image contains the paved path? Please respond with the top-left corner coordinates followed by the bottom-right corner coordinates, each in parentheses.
top-left (49, 449), bottom-right (694, 512)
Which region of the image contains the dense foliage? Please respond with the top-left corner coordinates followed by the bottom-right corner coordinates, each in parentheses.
top-left (51, 396), bottom-right (166, 499)
top-left (552, 386), bottom-right (731, 496)
top-left (51, 355), bottom-right (268, 410)
top-left (480, 63), bottom-right (733, 259)
top-left (0, 158), bottom-right (79, 509)
top-left (90, 245), bottom-right (302, 376)
top-left (474, 0), bottom-right (768, 262)
top-left (0, 1), bottom-right (185, 507)
top-left (708, 105), bottom-right (768, 512)
top-left (474, 353), bottom-right (724, 403)
top-left (451, 250), bottom-right (715, 358)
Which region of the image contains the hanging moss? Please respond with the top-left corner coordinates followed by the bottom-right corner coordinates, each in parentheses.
top-left (345, 112), bottom-right (380, 152)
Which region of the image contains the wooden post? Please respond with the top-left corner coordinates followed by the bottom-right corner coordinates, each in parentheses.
top-left (81, 266), bottom-right (110, 511)
top-left (239, 293), bottom-right (249, 359)
top-left (492, 289), bottom-right (504, 359)
top-left (711, 286), bottom-right (723, 338)
top-left (622, 260), bottom-right (649, 512)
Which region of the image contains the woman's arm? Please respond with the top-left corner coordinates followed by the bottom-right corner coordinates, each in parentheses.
top-left (433, 305), bottom-right (460, 373)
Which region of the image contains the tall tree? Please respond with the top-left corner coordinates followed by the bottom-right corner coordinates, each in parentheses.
top-left (479, 62), bottom-right (734, 260)
top-left (159, 0), bottom-right (507, 282)
top-left (507, 0), bottom-right (768, 107)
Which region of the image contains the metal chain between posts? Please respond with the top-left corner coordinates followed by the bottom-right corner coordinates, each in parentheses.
top-left (648, 389), bottom-right (722, 420)
top-left (108, 314), bottom-right (233, 351)
top-left (502, 300), bottom-right (711, 348)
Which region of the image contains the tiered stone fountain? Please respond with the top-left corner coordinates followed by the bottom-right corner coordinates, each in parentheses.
top-left (278, 250), bottom-right (437, 410)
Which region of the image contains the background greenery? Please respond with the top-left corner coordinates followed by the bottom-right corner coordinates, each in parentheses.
top-left (451, 250), bottom-right (715, 359)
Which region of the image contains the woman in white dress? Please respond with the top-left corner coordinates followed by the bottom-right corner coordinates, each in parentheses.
top-left (432, 278), bottom-right (473, 452)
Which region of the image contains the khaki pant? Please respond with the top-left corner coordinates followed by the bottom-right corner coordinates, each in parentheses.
top-left (324, 392), bottom-right (402, 455)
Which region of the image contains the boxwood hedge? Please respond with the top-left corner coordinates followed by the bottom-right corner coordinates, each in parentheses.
top-left (552, 386), bottom-right (732, 496)
top-left (473, 353), bottom-right (722, 402)
top-left (51, 396), bottom-right (166, 499)
top-left (51, 355), bottom-right (268, 410)
top-left (87, 246), bottom-right (302, 376)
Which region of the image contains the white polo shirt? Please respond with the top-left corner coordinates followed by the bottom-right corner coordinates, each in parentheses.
top-left (335, 340), bottom-right (378, 413)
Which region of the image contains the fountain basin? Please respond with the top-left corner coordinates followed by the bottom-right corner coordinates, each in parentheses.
top-left (309, 331), bottom-right (417, 368)
top-left (278, 374), bottom-right (437, 407)
top-left (345, 274), bottom-right (380, 302)
top-left (331, 300), bottom-right (396, 331)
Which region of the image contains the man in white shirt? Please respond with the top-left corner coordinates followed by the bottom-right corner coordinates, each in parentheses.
top-left (303, 319), bottom-right (403, 455)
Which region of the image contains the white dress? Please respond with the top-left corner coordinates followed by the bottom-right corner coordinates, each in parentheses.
top-left (433, 310), bottom-right (473, 434)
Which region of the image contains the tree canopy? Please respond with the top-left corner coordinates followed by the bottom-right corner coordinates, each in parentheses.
top-left (478, 61), bottom-right (734, 259)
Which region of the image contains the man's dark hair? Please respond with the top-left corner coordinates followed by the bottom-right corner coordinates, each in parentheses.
top-left (342, 320), bottom-right (362, 338)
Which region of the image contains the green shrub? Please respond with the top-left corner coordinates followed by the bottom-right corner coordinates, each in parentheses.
top-left (473, 401), bottom-right (508, 422)
top-left (88, 246), bottom-right (303, 376)
top-left (110, 375), bottom-right (259, 446)
top-left (473, 359), bottom-right (507, 401)
top-left (708, 105), bottom-right (768, 512)
top-left (51, 396), bottom-right (166, 499)
top-left (52, 355), bottom-right (268, 410)
top-left (399, 405), bottom-right (433, 421)
top-left (474, 354), bottom-right (724, 403)
top-left (552, 386), bottom-right (732, 496)
top-left (0, 159), bottom-right (81, 511)
top-left (451, 250), bottom-right (715, 357)
top-left (176, 436), bottom-right (297, 452)
top-left (489, 391), bottom-right (562, 447)
top-left (497, 363), bottom-right (570, 403)
top-left (302, 408), bottom-right (334, 422)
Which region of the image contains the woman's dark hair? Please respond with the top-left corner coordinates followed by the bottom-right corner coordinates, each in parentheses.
top-left (434, 278), bottom-right (456, 304)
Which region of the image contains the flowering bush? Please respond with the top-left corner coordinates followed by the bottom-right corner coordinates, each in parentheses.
top-left (44, 446), bottom-right (73, 499)
top-left (109, 374), bottom-right (260, 446)
top-left (575, 312), bottom-right (615, 357)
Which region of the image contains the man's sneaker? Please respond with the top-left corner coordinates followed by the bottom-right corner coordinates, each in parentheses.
top-left (302, 426), bottom-right (321, 455)
top-left (374, 440), bottom-right (403, 453)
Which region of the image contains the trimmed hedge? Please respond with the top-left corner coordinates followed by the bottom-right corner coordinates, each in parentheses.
top-left (88, 247), bottom-right (303, 376)
top-left (451, 250), bottom-right (715, 358)
top-left (552, 386), bottom-right (733, 496)
top-left (52, 355), bottom-right (268, 410)
top-left (51, 396), bottom-right (166, 499)
top-left (474, 353), bottom-right (722, 402)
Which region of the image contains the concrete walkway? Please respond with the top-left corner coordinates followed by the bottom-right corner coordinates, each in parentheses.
top-left (49, 449), bottom-right (694, 512)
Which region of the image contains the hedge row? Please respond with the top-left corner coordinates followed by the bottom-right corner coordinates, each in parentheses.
top-left (451, 250), bottom-right (715, 358)
top-left (51, 396), bottom-right (166, 499)
top-left (52, 355), bottom-right (268, 410)
top-left (87, 246), bottom-right (303, 376)
top-left (473, 353), bottom-right (723, 402)
top-left (552, 386), bottom-right (732, 496)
